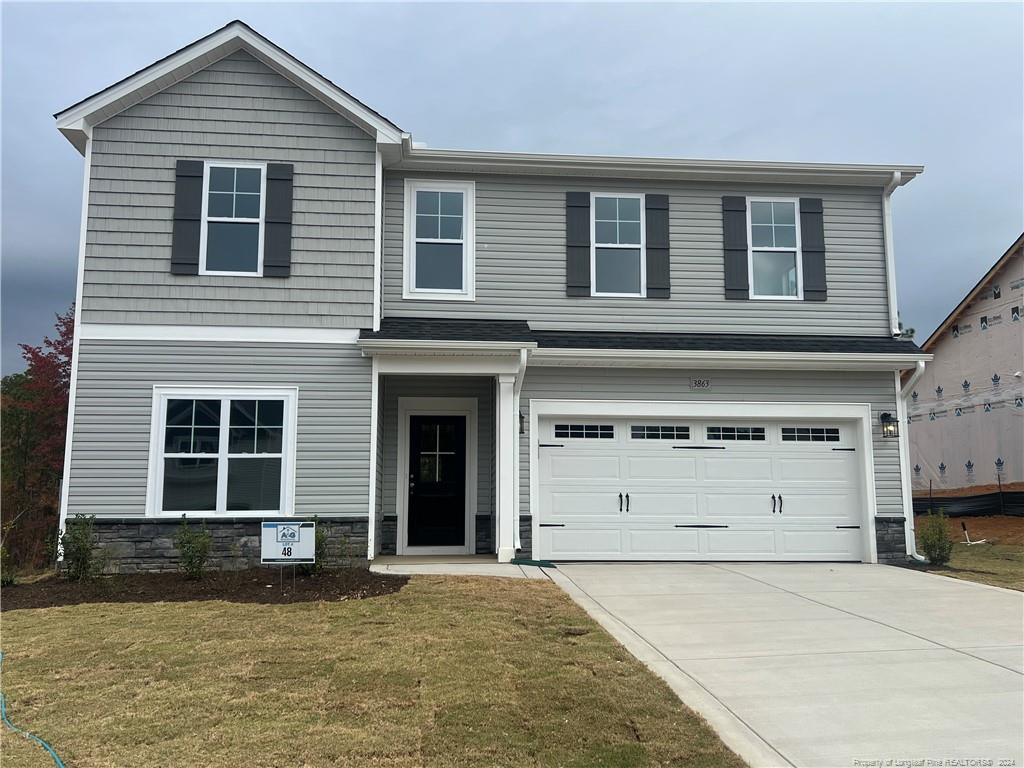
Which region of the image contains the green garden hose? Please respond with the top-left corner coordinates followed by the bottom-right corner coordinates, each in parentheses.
top-left (0, 652), bottom-right (66, 767)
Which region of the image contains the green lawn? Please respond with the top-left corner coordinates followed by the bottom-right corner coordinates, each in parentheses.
top-left (914, 515), bottom-right (1024, 591)
top-left (1, 575), bottom-right (744, 767)
top-left (921, 543), bottom-right (1024, 591)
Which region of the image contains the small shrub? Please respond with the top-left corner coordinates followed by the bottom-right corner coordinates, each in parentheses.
top-left (175, 516), bottom-right (212, 580)
top-left (299, 519), bottom-right (329, 576)
top-left (1, 541), bottom-right (16, 587)
top-left (62, 514), bottom-right (100, 581)
top-left (919, 510), bottom-right (953, 566)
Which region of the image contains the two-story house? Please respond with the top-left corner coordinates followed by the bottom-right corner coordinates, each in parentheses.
top-left (55, 21), bottom-right (929, 571)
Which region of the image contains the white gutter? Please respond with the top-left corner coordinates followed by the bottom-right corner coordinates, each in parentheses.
top-left (898, 361), bottom-right (928, 561)
top-left (529, 347), bottom-right (930, 370)
top-left (358, 339), bottom-right (538, 353)
top-left (882, 170), bottom-right (903, 337)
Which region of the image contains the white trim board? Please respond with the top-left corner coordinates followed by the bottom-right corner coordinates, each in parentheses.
top-left (527, 399), bottom-right (880, 564)
top-left (79, 324), bottom-right (360, 344)
top-left (396, 397), bottom-right (478, 556)
top-left (57, 133), bottom-right (93, 557)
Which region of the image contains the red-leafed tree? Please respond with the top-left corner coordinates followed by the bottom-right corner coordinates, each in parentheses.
top-left (1, 304), bottom-right (75, 571)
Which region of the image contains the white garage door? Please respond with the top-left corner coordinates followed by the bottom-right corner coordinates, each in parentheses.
top-left (537, 416), bottom-right (865, 561)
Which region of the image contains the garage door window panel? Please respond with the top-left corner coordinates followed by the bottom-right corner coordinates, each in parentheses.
top-left (781, 427), bottom-right (841, 443)
top-left (554, 424), bottom-right (615, 440)
top-left (630, 425), bottom-right (690, 440)
top-left (706, 426), bottom-right (766, 441)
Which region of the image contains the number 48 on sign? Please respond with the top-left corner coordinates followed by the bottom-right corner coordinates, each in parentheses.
top-left (261, 522), bottom-right (315, 564)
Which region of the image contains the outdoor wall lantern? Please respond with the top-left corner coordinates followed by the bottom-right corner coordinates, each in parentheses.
top-left (519, 410), bottom-right (525, 435)
top-left (879, 412), bottom-right (899, 438)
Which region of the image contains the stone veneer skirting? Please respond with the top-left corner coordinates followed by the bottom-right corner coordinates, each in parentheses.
top-left (377, 514), bottom-right (494, 555)
top-left (85, 518), bottom-right (368, 574)
top-left (874, 517), bottom-right (908, 562)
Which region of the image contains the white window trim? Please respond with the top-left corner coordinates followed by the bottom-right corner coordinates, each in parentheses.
top-left (590, 191), bottom-right (646, 298)
top-left (145, 385), bottom-right (298, 518)
top-left (746, 196), bottom-right (803, 301)
top-left (199, 160), bottom-right (268, 277)
top-left (402, 178), bottom-right (476, 301)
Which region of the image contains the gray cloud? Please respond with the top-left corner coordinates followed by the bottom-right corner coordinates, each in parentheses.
top-left (3, 2), bottom-right (1021, 372)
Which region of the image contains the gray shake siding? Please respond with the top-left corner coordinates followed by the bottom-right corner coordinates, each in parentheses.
top-left (377, 376), bottom-right (496, 554)
top-left (84, 50), bottom-right (376, 328)
top-left (515, 367), bottom-right (906, 557)
top-left (67, 340), bottom-right (372, 518)
top-left (382, 174), bottom-right (891, 335)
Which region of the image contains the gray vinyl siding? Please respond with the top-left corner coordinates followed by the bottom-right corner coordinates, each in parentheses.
top-left (83, 50), bottom-right (376, 328)
top-left (517, 368), bottom-right (904, 520)
top-left (67, 340), bottom-right (371, 517)
top-left (379, 376), bottom-right (495, 523)
top-left (382, 173), bottom-right (891, 335)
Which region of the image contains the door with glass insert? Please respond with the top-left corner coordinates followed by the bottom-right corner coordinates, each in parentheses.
top-left (407, 415), bottom-right (467, 548)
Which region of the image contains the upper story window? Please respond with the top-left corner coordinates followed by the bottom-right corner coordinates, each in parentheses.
top-left (592, 194), bottom-right (645, 296)
top-left (200, 162), bottom-right (266, 276)
top-left (747, 198), bottom-right (802, 300)
top-left (403, 179), bottom-right (476, 301)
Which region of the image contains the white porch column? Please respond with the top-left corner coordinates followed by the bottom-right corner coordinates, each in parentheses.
top-left (496, 373), bottom-right (517, 562)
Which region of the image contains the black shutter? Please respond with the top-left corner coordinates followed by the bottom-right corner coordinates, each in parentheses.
top-left (799, 198), bottom-right (827, 301)
top-left (566, 191), bottom-right (591, 296)
top-left (645, 194), bottom-right (670, 298)
top-left (263, 163), bottom-right (295, 278)
top-left (170, 160), bottom-right (203, 275)
top-left (722, 196), bottom-right (749, 299)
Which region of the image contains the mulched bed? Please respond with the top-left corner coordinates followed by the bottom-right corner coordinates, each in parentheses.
top-left (1, 567), bottom-right (408, 611)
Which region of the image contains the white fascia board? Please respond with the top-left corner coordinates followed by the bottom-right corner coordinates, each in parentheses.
top-left (55, 22), bottom-right (402, 154)
top-left (527, 347), bottom-right (932, 371)
top-left (358, 339), bottom-right (538, 353)
top-left (396, 141), bottom-right (923, 187)
top-left (80, 323), bottom-right (360, 344)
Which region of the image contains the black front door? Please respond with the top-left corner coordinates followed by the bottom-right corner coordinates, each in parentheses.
top-left (407, 415), bottom-right (467, 548)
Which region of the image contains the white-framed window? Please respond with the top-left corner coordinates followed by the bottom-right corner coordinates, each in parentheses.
top-left (403, 178), bottom-right (476, 300)
top-left (199, 161), bottom-right (267, 276)
top-left (148, 386), bottom-right (297, 516)
top-left (592, 193), bottom-right (645, 296)
top-left (747, 197), bottom-right (802, 300)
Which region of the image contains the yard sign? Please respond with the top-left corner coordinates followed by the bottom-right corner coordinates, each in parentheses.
top-left (261, 521), bottom-right (315, 564)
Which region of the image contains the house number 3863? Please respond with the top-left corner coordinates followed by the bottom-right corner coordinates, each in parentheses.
top-left (689, 378), bottom-right (712, 390)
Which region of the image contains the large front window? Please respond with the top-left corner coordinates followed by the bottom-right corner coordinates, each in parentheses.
top-left (153, 388), bottom-right (295, 515)
top-left (748, 198), bottom-right (801, 299)
top-left (201, 163), bottom-right (266, 275)
top-left (592, 194), bottom-right (645, 296)
top-left (404, 179), bottom-right (475, 299)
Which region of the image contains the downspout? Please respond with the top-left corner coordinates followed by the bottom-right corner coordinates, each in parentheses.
top-left (511, 348), bottom-right (529, 551)
top-left (898, 361), bottom-right (927, 561)
top-left (882, 171), bottom-right (903, 337)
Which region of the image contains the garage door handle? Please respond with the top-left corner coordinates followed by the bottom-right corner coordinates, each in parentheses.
top-left (836, 525), bottom-right (860, 529)
top-left (625, 493), bottom-right (630, 512)
top-left (539, 523), bottom-right (565, 528)
top-left (619, 492), bottom-right (623, 512)
top-left (778, 494), bottom-right (783, 514)
top-left (771, 494), bottom-right (776, 514)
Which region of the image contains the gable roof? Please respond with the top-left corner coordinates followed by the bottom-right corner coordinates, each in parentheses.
top-left (54, 20), bottom-right (404, 154)
top-left (919, 231), bottom-right (1024, 352)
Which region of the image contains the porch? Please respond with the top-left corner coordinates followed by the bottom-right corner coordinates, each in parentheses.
top-left (360, 324), bottom-right (533, 563)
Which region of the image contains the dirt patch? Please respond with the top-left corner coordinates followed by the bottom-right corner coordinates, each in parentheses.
top-left (1, 567), bottom-right (408, 611)
top-left (916, 514), bottom-right (1024, 546)
top-left (913, 482), bottom-right (1024, 498)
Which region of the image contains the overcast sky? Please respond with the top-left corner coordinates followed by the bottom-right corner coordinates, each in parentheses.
top-left (2, 2), bottom-right (1022, 373)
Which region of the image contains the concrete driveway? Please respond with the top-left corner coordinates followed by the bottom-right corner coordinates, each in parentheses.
top-left (548, 562), bottom-right (1024, 768)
